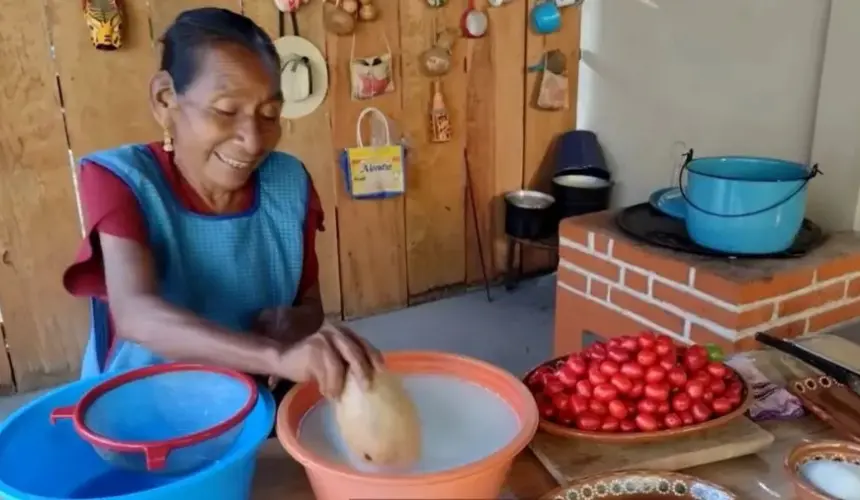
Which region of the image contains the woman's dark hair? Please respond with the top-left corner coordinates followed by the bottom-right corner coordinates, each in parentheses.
top-left (159, 8), bottom-right (280, 94)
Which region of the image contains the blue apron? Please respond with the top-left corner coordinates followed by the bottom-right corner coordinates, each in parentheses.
top-left (78, 145), bottom-right (308, 378)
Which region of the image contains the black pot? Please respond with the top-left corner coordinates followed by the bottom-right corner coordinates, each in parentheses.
top-left (504, 190), bottom-right (556, 240)
top-left (552, 173), bottom-right (612, 219)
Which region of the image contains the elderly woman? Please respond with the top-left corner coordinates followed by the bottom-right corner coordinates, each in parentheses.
top-left (63, 7), bottom-right (379, 401)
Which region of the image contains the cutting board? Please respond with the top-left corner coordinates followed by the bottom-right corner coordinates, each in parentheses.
top-left (529, 417), bottom-right (774, 484)
top-left (797, 335), bottom-right (860, 375)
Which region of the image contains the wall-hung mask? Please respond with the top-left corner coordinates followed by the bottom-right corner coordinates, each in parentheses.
top-left (84, 0), bottom-right (123, 50)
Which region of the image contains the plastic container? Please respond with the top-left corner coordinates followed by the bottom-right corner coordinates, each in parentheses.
top-left (679, 155), bottom-right (819, 255)
top-left (0, 371), bottom-right (274, 499)
top-left (50, 363), bottom-right (258, 473)
top-left (277, 351), bottom-right (539, 500)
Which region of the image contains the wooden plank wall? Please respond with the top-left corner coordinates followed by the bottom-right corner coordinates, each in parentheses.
top-left (0, 0), bottom-right (580, 392)
top-left (0, 0), bottom-right (89, 392)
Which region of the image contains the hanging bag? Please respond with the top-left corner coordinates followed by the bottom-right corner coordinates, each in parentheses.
top-left (349, 32), bottom-right (395, 100)
top-left (340, 107), bottom-right (406, 199)
top-left (535, 50), bottom-right (569, 110)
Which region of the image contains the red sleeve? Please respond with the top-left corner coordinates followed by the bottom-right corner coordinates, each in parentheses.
top-left (62, 161), bottom-right (149, 299)
top-left (296, 178), bottom-right (325, 301)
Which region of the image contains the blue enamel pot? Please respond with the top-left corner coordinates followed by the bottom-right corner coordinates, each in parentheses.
top-left (678, 150), bottom-right (820, 255)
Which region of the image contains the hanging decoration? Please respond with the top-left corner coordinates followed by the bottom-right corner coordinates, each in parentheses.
top-left (426, 0), bottom-right (449, 6)
top-left (349, 32), bottom-right (395, 100)
top-left (273, 36), bottom-right (329, 119)
top-left (357, 0), bottom-right (380, 21)
top-left (419, 27), bottom-right (457, 77)
top-left (340, 107), bottom-right (406, 200)
top-left (429, 80), bottom-right (452, 143)
top-left (273, 0), bottom-right (310, 12)
top-left (461, 0), bottom-right (489, 38)
top-left (324, 0), bottom-right (356, 36)
top-left (488, 0), bottom-right (512, 6)
top-left (530, 50), bottom-right (569, 111)
top-left (83, 0), bottom-right (123, 50)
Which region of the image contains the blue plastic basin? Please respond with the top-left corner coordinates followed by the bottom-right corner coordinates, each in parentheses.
top-left (0, 373), bottom-right (274, 499)
top-left (682, 156), bottom-right (815, 255)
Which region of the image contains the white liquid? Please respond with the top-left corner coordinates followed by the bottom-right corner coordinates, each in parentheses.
top-left (801, 460), bottom-right (860, 500)
top-left (298, 374), bottom-right (520, 474)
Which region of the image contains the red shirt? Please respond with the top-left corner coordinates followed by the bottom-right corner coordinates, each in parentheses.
top-left (63, 143), bottom-right (323, 349)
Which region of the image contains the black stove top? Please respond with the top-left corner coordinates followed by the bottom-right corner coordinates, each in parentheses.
top-left (615, 203), bottom-right (826, 259)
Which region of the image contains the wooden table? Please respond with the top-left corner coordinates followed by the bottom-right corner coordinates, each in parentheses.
top-left (250, 334), bottom-right (852, 499)
top-left (249, 417), bottom-right (836, 499)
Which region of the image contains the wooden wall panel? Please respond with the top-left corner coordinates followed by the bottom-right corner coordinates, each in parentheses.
top-left (402, 1), bottom-right (468, 295)
top-left (245, 1), bottom-right (343, 315)
top-left (488, 1), bottom-right (529, 277)
top-left (0, 327), bottom-right (12, 395)
top-left (464, 25), bottom-right (496, 284)
top-left (150, 0), bottom-right (242, 39)
top-left (50, 0), bottom-right (159, 155)
top-left (522, 7), bottom-right (581, 274)
top-left (0, 0), bottom-right (88, 391)
top-left (328, 10), bottom-right (409, 318)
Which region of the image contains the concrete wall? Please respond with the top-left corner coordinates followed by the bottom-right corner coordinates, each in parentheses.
top-left (807, 0), bottom-right (860, 231)
top-left (577, 0), bottom-right (845, 225)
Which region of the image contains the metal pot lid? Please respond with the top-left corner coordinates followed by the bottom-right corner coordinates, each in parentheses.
top-left (505, 190), bottom-right (555, 209)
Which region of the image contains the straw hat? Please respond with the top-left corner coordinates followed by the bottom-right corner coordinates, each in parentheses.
top-left (273, 35), bottom-right (329, 120)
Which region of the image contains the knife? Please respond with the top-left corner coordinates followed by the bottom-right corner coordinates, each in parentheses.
top-left (754, 332), bottom-right (860, 396)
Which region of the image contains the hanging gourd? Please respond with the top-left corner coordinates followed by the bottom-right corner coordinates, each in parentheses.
top-left (324, 0), bottom-right (357, 36)
top-left (419, 27), bottom-right (457, 77)
top-left (357, 0), bottom-right (379, 22)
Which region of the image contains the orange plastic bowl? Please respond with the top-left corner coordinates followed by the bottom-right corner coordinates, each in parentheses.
top-left (276, 351), bottom-right (539, 500)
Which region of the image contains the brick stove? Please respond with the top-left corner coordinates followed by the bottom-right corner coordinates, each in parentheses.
top-left (554, 211), bottom-right (860, 356)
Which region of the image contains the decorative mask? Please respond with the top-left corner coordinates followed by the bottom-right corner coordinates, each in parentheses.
top-left (84, 0), bottom-right (123, 50)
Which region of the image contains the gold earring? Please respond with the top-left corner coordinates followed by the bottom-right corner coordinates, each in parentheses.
top-left (162, 129), bottom-right (174, 152)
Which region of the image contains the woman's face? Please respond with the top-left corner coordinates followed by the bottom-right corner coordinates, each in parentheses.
top-left (152, 42), bottom-right (283, 191)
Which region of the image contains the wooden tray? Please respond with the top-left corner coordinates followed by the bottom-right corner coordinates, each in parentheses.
top-left (788, 375), bottom-right (860, 442)
top-left (529, 416), bottom-right (774, 484)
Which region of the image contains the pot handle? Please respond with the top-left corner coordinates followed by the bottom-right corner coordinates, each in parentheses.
top-left (49, 405), bottom-right (76, 424)
top-left (677, 149), bottom-right (822, 219)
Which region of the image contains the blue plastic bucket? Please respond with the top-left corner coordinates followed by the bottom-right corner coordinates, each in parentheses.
top-left (679, 152), bottom-right (819, 255)
top-left (0, 373), bottom-right (274, 499)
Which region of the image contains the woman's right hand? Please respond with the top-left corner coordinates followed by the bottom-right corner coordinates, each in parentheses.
top-left (276, 321), bottom-right (384, 399)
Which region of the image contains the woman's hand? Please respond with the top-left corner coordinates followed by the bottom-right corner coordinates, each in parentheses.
top-left (276, 320), bottom-right (384, 399)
